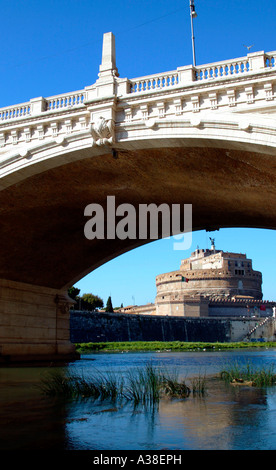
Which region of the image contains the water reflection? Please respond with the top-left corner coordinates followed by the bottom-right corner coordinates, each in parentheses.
top-left (0, 350), bottom-right (276, 450)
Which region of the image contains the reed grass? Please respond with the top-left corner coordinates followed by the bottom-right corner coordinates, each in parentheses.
top-left (123, 363), bottom-right (163, 405)
top-left (38, 362), bottom-right (205, 404)
top-left (190, 373), bottom-right (207, 396)
top-left (220, 361), bottom-right (276, 387)
top-left (39, 369), bottom-right (124, 400)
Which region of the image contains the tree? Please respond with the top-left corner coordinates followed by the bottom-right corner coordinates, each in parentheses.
top-left (68, 286), bottom-right (80, 300)
top-left (81, 293), bottom-right (104, 311)
top-left (68, 287), bottom-right (104, 311)
top-left (105, 296), bottom-right (114, 313)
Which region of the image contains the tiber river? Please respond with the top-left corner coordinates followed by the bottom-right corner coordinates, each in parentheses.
top-left (0, 349), bottom-right (276, 451)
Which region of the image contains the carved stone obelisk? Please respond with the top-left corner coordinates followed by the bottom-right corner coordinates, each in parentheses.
top-left (98, 32), bottom-right (119, 78)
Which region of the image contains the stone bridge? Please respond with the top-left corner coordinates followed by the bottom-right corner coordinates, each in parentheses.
top-left (0, 32), bottom-right (276, 363)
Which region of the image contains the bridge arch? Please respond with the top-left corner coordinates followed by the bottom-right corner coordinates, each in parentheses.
top-left (0, 125), bottom-right (275, 291)
top-left (1, 111), bottom-right (276, 191)
top-left (0, 33), bottom-right (276, 362)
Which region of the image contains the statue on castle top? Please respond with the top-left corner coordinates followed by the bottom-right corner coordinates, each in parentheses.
top-left (209, 237), bottom-right (215, 249)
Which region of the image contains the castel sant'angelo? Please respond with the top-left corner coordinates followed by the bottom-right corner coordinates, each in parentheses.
top-left (121, 239), bottom-right (275, 318)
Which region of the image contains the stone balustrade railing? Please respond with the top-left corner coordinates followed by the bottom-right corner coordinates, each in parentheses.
top-left (129, 69), bottom-right (179, 93)
top-left (0, 50), bottom-right (275, 125)
top-left (195, 56), bottom-right (250, 81)
top-left (265, 52), bottom-right (276, 67)
top-left (45, 90), bottom-right (86, 111)
top-left (0, 90), bottom-right (87, 123)
top-left (128, 50), bottom-right (276, 92)
top-left (0, 102), bottom-right (31, 121)
top-left (196, 51), bottom-right (276, 81)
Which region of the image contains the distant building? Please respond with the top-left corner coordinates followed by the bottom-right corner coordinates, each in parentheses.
top-left (120, 241), bottom-right (275, 318)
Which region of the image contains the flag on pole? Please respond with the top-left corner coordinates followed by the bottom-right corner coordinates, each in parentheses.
top-left (182, 276), bottom-right (189, 283)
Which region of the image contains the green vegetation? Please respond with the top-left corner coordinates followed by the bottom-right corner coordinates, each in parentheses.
top-left (68, 286), bottom-right (104, 311)
top-left (105, 296), bottom-right (114, 313)
top-left (81, 293), bottom-right (104, 310)
top-left (68, 286), bottom-right (80, 300)
top-left (38, 369), bottom-right (123, 401)
top-left (38, 362), bottom-right (206, 404)
top-left (220, 361), bottom-right (276, 387)
top-left (124, 363), bottom-right (169, 405)
top-left (190, 373), bottom-right (208, 396)
top-left (75, 340), bottom-right (276, 353)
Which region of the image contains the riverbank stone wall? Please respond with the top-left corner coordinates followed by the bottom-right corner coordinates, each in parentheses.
top-left (70, 311), bottom-right (276, 343)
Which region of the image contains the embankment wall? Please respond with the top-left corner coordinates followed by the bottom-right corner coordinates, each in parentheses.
top-left (70, 311), bottom-right (276, 343)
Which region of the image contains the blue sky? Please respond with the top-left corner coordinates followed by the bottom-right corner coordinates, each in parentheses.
top-left (1, 1), bottom-right (275, 305)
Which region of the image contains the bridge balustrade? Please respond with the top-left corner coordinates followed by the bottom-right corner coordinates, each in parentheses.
top-left (0, 50), bottom-right (275, 124)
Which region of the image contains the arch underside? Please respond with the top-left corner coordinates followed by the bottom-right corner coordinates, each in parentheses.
top-left (0, 138), bottom-right (275, 290)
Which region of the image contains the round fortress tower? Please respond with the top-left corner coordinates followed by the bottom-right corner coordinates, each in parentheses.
top-left (155, 241), bottom-right (262, 316)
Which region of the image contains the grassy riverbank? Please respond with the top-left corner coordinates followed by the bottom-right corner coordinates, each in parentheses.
top-left (75, 340), bottom-right (276, 353)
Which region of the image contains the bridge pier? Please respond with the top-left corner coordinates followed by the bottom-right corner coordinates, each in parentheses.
top-left (0, 279), bottom-right (79, 365)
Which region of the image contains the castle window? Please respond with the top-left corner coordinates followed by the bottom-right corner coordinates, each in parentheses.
top-left (235, 269), bottom-right (245, 276)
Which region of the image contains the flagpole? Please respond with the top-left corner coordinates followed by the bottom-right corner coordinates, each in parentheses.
top-left (189, 0), bottom-right (197, 66)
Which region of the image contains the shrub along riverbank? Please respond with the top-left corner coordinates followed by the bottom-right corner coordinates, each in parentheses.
top-left (75, 340), bottom-right (276, 353)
